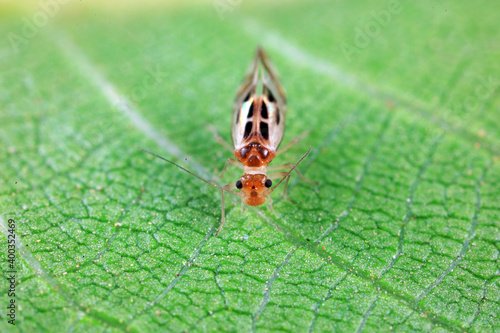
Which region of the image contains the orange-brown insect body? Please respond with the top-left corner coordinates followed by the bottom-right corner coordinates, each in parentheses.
top-left (238, 174), bottom-right (268, 206)
top-left (139, 47), bottom-right (312, 236)
top-left (235, 141), bottom-right (276, 167)
top-left (232, 49), bottom-right (286, 206)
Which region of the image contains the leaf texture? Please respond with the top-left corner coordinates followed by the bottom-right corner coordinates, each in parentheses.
top-left (0, 1), bottom-right (499, 332)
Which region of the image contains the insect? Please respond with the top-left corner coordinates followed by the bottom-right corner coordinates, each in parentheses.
top-left (139, 47), bottom-right (313, 235)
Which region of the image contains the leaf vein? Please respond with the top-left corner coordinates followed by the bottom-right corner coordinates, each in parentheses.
top-left (379, 135), bottom-right (443, 277)
top-left (251, 246), bottom-right (297, 332)
top-left (414, 161), bottom-right (491, 303)
top-left (355, 293), bottom-right (380, 333)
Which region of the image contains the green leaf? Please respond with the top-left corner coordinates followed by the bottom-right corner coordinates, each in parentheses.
top-left (1, 1), bottom-right (499, 332)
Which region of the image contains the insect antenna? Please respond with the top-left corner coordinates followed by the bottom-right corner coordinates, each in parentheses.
top-left (268, 147), bottom-right (312, 194)
top-left (137, 146), bottom-right (241, 197)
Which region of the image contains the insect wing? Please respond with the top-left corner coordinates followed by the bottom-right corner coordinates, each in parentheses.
top-left (232, 47), bottom-right (287, 151)
top-left (232, 50), bottom-right (258, 149)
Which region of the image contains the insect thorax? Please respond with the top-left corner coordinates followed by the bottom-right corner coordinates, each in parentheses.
top-left (234, 142), bottom-right (276, 168)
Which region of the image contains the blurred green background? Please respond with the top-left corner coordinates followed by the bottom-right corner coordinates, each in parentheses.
top-left (0, 0), bottom-right (499, 332)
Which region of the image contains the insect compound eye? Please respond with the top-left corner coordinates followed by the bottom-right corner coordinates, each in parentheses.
top-left (265, 179), bottom-right (272, 188)
top-left (236, 180), bottom-right (243, 189)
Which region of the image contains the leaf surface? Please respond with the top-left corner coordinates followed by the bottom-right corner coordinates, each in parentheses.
top-left (0, 1), bottom-right (499, 332)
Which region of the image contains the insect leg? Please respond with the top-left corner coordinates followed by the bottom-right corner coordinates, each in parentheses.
top-left (268, 172), bottom-right (293, 203)
top-left (216, 189), bottom-right (226, 236)
top-left (207, 124), bottom-right (234, 152)
top-left (276, 130), bottom-right (310, 156)
top-left (218, 158), bottom-right (243, 179)
top-left (215, 183), bottom-right (241, 236)
top-left (223, 183), bottom-right (237, 191)
top-left (268, 193), bottom-right (274, 213)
